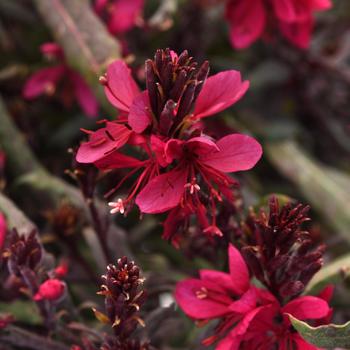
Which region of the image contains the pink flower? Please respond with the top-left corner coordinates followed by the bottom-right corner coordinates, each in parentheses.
top-left (33, 279), bottom-right (66, 302)
top-left (76, 50), bottom-right (262, 241)
top-left (23, 43), bottom-right (98, 117)
top-left (217, 289), bottom-right (332, 350)
top-left (175, 244), bottom-right (274, 346)
top-left (95, 0), bottom-right (144, 35)
top-left (135, 134), bottom-right (262, 214)
top-left (0, 212), bottom-right (6, 251)
top-left (225, 0), bottom-right (332, 49)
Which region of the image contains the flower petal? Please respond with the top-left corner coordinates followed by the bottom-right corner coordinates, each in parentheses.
top-left (199, 270), bottom-right (234, 293)
top-left (108, 0), bottom-right (144, 34)
top-left (0, 213), bottom-right (6, 250)
top-left (76, 122), bottom-right (132, 163)
top-left (193, 70), bottom-right (249, 119)
top-left (94, 152), bottom-right (145, 170)
top-left (225, 0), bottom-right (266, 49)
top-left (279, 17), bottom-right (313, 49)
top-left (282, 296), bottom-right (330, 320)
top-left (70, 71), bottom-right (99, 117)
top-left (229, 287), bottom-right (257, 314)
top-left (200, 134), bottom-right (262, 173)
top-left (186, 136), bottom-right (219, 155)
top-left (216, 306), bottom-right (268, 350)
top-left (228, 244), bottom-right (250, 295)
top-left (104, 60), bottom-right (140, 112)
top-left (175, 278), bottom-right (231, 319)
top-left (23, 65), bottom-right (65, 99)
top-left (128, 91), bottom-right (152, 133)
top-left (136, 168), bottom-right (187, 214)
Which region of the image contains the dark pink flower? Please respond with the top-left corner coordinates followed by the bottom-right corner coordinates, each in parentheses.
top-left (225, 0), bottom-right (332, 49)
top-left (95, 0), bottom-right (144, 35)
top-left (136, 134), bottom-right (262, 214)
top-left (33, 278), bottom-right (66, 301)
top-left (0, 212), bottom-right (6, 251)
top-left (76, 50), bottom-right (262, 241)
top-left (175, 244), bottom-right (274, 346)
top-left (217, 290), bottom-right (332, 350)
top-left (23, 42), bottom-right (98, 117)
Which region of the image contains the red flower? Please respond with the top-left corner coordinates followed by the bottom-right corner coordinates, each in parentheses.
top-left (175, 244), bottom-right (274, 346)
top-left (23, 43), bottom-right (98, 117)
top-left (95, 0), bottom-right (144, 35)
top-left (216, 289), bottom-right (332, 350)
top-left (136, 134), bottom-right (261, 214)
top-left (0, 212), bottom-right (6, 251)
top-left (225, 0), bottom-right (332, 49)
top-left (76, 50), bottom-right (262, 241)
top-left (33, 278), bottom-right (66, 302)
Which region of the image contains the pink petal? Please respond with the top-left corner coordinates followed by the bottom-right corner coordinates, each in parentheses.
top-left (279, 17), bottom-right (313, 49)
top-left (228, 244), bottom-right (250, 295)
top-left (70, 71), bottom-right (99, 117)
top-left (23, 65), bottom-right (65, 99)
top-left (164, 139), bottom-right (184, 163)
top-left (199, 270), bottom-right (234, 293)
top-left (128, 91), bottom-right (152, 133)
top-left (229, 287), bottom-right (257, 314)
top-left (104, 60), bottom-right (140, 112)
top-left (94, 0), bottom-right (108, 14)
top-left (151, 136), bottom-right (170, 167)
top-left (217, 306), bottom-right (267, 350)
top-left (186, 136), bottom-right (219, 155)
top-left (310, 0), bottom-right (332, 11)
top-left (194, 71), bottom-right (249, 119)
top-left (0, 213), bottom-right (6, 250)
top-left (225, 0), bottom-right (266, 49)
top-left (108, 0), bottom-right (144, 34)
top-left (136, 168), bottom-right (188, 214)
top-left (272, 0), bottom-right (300, 22)
top-left (94, 152), bottom-right (145, 170)
top-left (282, 296), bottom-right (330, 320)
top-left (40, 42), bottom-right (64, 59)
top-left (76, 122), bottom-right (132, 163)
top-left (200, 134), bottom-right (262, 173)
top-left (317, 285), bottom-right (334, 302)
top-left (175, 278), bottom-right (231, 319)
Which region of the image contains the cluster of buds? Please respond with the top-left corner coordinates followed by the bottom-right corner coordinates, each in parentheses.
top-left (2, 229), bottom-right (66, 329)
top-left (238, 196), bottom-right (325, 302)
top-left (5, 229), bottom-right (42, 277)
top-left (95, 257), bottom-right (150, 350)
top-left (144, 49), bottom-right (209, 137)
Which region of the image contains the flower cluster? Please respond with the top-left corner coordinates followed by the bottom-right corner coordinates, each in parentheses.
top-left (76, 49), bottom-right (262, 245)
top-left (175, 197), bottom-right (332, 349)
top-left (2, 229), bottom-right (66, 328)
top-left (94, 256), bottom-right (149, 350)
top-left (23, 42), bottom-right (98, 117)
top-left (225, 0), bottom-right (332, 49)
top-left (239, 196), bottom-right (325, 302)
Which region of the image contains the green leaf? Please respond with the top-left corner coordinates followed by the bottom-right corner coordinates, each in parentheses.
top-left (289, 314), bottom-right (350, 349)
top-left (0, 300), bottom-right (41, 325)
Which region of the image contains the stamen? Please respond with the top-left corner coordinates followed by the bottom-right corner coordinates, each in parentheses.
top-left (195, 287), bottom-right (208, 299)
top-left (108, 199), bottom-right (125, 214)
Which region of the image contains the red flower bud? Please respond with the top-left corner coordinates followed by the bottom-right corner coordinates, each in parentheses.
top-left (33, 279), bottom-right (66, 301)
